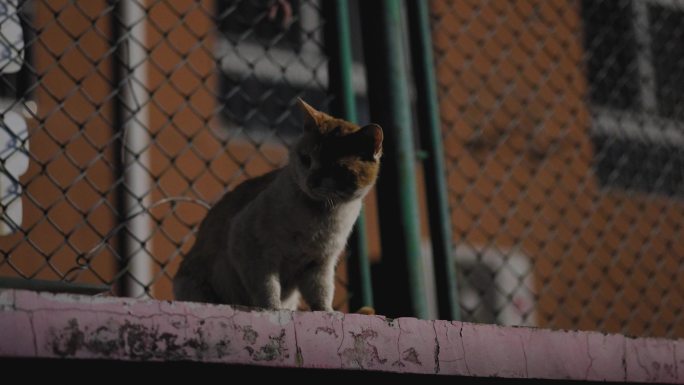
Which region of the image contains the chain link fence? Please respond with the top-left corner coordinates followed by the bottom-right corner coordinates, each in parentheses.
top-left (1, 0), bottom-right (683, 339)
top-left (431, 0), bottom-right (684, 338)
top-left (0, 0), bottom-right (361, 309)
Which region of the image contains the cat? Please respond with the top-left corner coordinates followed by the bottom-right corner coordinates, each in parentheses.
top-left (173, 98), bottom-right (383, 311)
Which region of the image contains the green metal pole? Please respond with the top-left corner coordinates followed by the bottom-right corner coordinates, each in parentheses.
top-left (360, 0), bottom-right (428, 318)
top-left (406, 0), bottom-right (461, 320)
top-left (323, 0), bottom-right (373, 308)
top-left (348, 210), bottom-right (373, 308)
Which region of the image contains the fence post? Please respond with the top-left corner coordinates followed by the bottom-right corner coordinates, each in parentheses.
top-left (323, 0), bottom-right (374, 310)
top-left (359, 0), bottom-right (428, 318)
top-left (112, 0), bottom-right (153, 298)
top-left (406, 0), bottom-right (461, 320)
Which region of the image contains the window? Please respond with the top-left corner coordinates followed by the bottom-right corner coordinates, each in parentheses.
top-left (1, 0), bottom-right (34, 101)
top-left (582, 0), bottom-right (684, 197)
top-left (1, 1), bottom-right (33, 235)
top-left (215, 0), bottom-right (368, 140)
top-left (215, 0), bottom-right (325, 139)
top-left (454, 245), bottom-right (536, 327)
top-left (218, 0), bottom-right (302, 51)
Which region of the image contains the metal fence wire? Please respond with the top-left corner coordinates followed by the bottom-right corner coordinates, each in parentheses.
top-left (0, 0), bottom-right (355, 306)
top-left (1, 0), bottom-right (683, 339)
top-left (432, 0), bottom-right (684, 338)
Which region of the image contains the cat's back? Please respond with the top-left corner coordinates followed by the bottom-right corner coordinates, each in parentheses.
top-left (217, 168), bottom-right (281, 214)
top-left (174, 169), bottom-right (281, 302)
top-left (186, 168), bottom-right (281, 258)
top-left (203, 169), bottom-right (280, 234)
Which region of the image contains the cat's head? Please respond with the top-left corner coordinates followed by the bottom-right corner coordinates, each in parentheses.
top-left (290, 98), bottom-right (383, 204)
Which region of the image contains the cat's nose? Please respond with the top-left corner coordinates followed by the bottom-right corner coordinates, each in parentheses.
top-left (308, 174), bottom-right (335, 190)
top-left (308, 174), bottom-right (322, 189)
top-left (320, 177), bottom-right (336, 190)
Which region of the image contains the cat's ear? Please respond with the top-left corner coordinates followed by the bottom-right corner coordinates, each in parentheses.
top-left (358, 124), bottom-right (383, 160)
top-left (297, 98), bottom-right (323, 132)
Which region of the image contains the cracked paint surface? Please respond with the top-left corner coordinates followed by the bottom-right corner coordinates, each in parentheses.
top-left (1, 289), bottom-right (683, 382)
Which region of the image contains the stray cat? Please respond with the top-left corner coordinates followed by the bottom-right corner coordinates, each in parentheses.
top-left (173, 99), bottom-right (383, 311)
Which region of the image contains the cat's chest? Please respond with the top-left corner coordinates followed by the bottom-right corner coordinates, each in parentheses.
top-left (285, 201), bottom-right (361, 257)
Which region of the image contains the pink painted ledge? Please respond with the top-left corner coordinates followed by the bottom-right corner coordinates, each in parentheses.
top-left (0, 289), bottom-right (682, 382)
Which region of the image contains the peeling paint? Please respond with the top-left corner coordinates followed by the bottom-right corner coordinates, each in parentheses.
top-left (246, 329), bottom-right (289, 362)
top-left (295, 346), bottom-right (304, 367)
top-left (0, 290), bottom-right (15, 310)
top-left (339, 329), bottom-right (387, 369)
top-left (459, 324), bottom-right (471, 375)
top-left (2, 289), bottom-right (684, 383)
top-left (402, 347), bottom-right (421, 365)
top-left (47, 317), bottom-right (231, 361)
top-left (314, 326), bottom-right (338, 337)
top-left (50, 319), bottom-right (84, 357)
top-left (239, 325), bottom-right (258, 345)
top-left (268, 310), bottom-right (294, 326)
top-left (432, 321), bottom-right (440, 374)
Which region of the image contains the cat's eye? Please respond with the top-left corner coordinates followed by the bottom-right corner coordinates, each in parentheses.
top-left (299, 152), bottom-right (311, 167)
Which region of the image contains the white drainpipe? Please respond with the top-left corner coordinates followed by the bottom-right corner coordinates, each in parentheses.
top-left (122, 0), bottom-right (152, 298)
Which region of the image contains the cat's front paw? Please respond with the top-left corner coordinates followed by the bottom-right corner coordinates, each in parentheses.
top-left (355, 306), bottom-right (375, 315)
